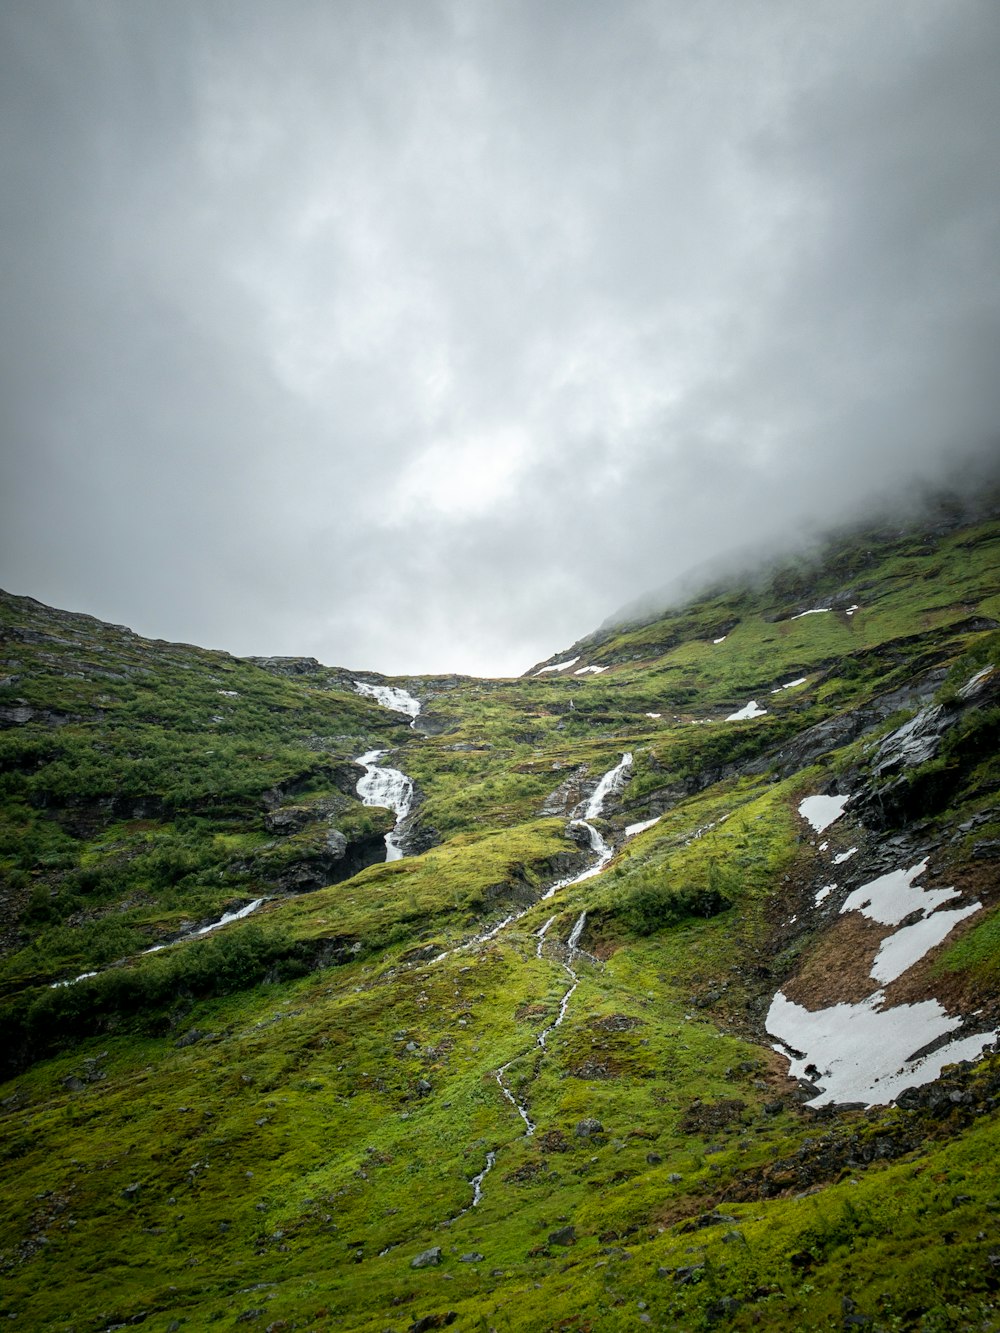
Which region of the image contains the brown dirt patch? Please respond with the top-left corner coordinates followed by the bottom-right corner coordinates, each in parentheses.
top-left (781, 914), bottom-right (886, 1007)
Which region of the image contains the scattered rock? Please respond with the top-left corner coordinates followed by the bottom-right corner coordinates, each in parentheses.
top-left (408, 1314), bottom-right (457, 1332)
top-left (575, 1118), bottom-right (604, 1138)
top-left (548, 1225), bottom-right (576, 1246)
top-left (410, 1246), bottom-right (443, 1269)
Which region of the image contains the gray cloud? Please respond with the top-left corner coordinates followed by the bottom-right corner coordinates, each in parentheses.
top-left (2, 0), bottom-right (998, 674)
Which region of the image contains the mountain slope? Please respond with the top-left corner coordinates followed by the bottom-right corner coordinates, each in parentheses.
top-left (1, 503), bottom-right (1000, 1332)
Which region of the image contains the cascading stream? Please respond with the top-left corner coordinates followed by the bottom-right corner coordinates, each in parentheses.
top-left (355, 749), bottom-right (415, 862)
top-left (420, 755), bottom-right (631, 1224)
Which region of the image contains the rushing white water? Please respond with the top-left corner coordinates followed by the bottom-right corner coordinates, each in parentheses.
top-left (144, 897), bottom-right (269, 954)
top-left (355, 748), bottom-right (414, 861)
top-left (353, 680), bottom-right (421, 721)
top-left (537, 912), bottom-right (587, 1049)
top-left (469, 1150), bottom-right (497, 1206)
top-left (567, 909), bottom-right (587, 952)
top-left (535, 914), bottom-right (558, 958)
top-left (583, 752), bottom-right (633, 819)
top-left (495, 1062), bottom-right (536, 1134)
top-left (50, 969), bottom-right (99, 989)
top-left (50, 896), bottom-right (268, 985)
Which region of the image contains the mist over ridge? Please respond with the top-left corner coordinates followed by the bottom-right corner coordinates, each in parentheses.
top-left (1, 2), bottom-right (999, 677)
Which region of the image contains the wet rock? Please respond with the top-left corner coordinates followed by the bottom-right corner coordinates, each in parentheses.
top-left (410, 1246), bottom-right (443, 1268)
top-left (62, 1076), bottom-right (85, 1092)
top-left (973, 839), bottom-right (1000, 859)
top-left (575, 1118), bottom-right (604, 1138)
top-left (646, 1152), bottom-right (662, 1164)
top-left (415, 1078), bottom-right (433, 1097)
top-left (763, 1100), bottom-right (784, 1116)
top-left (548, 1225), bottom-right (576, 1246)
top-left (458, 1252), bottom-right (484, 1262)
top-left (121, 1183), bottom-right (141, 1201)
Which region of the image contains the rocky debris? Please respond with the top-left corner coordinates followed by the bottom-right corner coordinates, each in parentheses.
top-left (678, 1099), bottom-right (748, 1133)
top-left (575, 1118), bottom-right (604, 1138)
top-left (410, 1246), bottom-right (443, 1268)
top-left (679, 1210), bottom-right (738, 1233)
top-left (547, 1225), bottom-right (576, 1246)
top-left (539, 765), bottom-right (590, 816)
top-left (458, 1252), bottom-right (484, 1262)
top-left (591, 1013), bottom-right (643, 1032)
top-left (407, 1315), bottom-right (457, 1332)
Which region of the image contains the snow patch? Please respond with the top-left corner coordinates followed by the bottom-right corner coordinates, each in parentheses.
top-left (871, 903), bottom-right (982, 984)
top-left (574, 665), bottom-right (608, 675)
top-left (840, 859), bottom-right (959, 926)
top-left (790, 608), bottom-right (832, 620)
top-left (814, 884), bottom-right (836, 907)
top-left (713, 636), bottom-right (727, 644)
top-left (798, 794), bottom-right (850, 833)
top-left (535, 656), bottom-right (580, 675)
top-left (626, 816), bottom-right (661, 838)
top-left (833, 847), bottom-right (858, 865)
top-left (645, 712), bottom-right (661, 719)
top-left (726, 700), bottom-right (767, 721)
top-left (766, 989), bottom-right (997, 1107)
top-left (771, 677), bottom-right (807, 693)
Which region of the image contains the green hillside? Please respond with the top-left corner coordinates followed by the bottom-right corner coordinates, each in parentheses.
top-left (2, 501), bottom-right (1000, 1331)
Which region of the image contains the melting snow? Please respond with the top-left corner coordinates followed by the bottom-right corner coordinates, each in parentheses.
top-left (871, 903), bottom-right (982, 984)
top-left (771, 677), bottom-right (807, 693)
top-left (790, 608), bottom-right (832, 620)
top-left (713, 636), bottom-right (727, 644)
top-left (767, 989), bottom-right (997, 1107)
top-left (845, 605), bottom-right (860, 616)
top-left (840, 859), bottom-right (959, 926)
top-left (726, 700), bottom-right (767, 721)
top-left (798, 794), bottom-right (850, 833)
top-left (645, 712), bottom-right (661, 719)
top-left (535, 656), bottom-right (580, 675)
top-left (833, 847), bottom-right (858, 865)
top-left (626, 816), bottom-right (661, 838)
top-left (574, 665), bottom-right (608, 675)
top-left (814, 884), bottom-right (836, 906)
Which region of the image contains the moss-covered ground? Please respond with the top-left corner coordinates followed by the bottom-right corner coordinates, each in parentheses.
top-left (2, 505), bottom-right (1000, 1329)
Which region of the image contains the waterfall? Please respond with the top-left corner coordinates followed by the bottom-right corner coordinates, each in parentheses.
top-left (355, 749), bottom-right (414, 862)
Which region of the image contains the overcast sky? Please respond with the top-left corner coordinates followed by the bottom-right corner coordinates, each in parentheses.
top-left (2, 1), bottom-right (998, 676)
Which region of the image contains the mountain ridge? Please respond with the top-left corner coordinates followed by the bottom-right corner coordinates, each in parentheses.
top-left (2, 500), bottom-right (1000, 1330)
